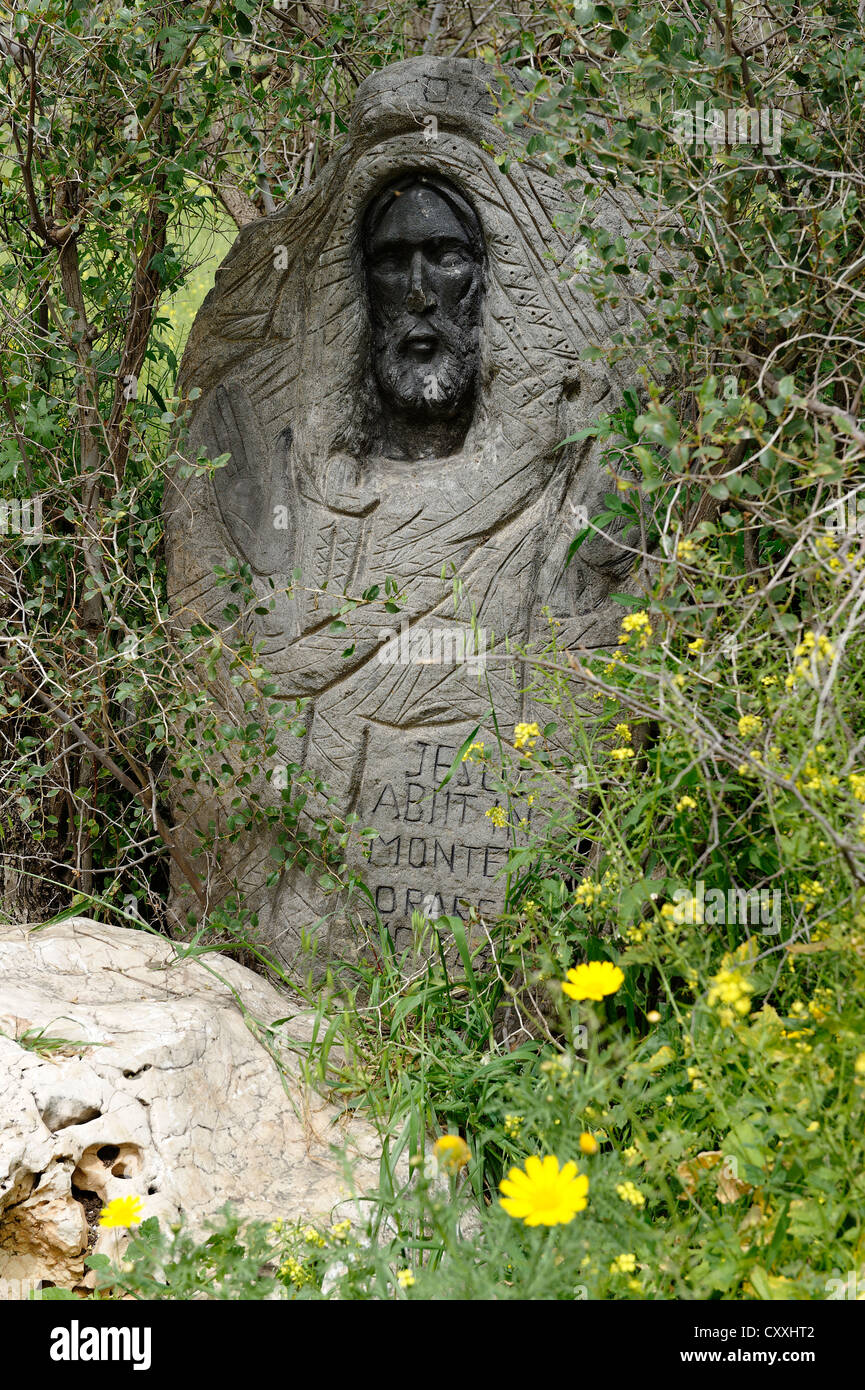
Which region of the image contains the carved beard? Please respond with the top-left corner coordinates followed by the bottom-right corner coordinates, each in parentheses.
top-left (371, 315), bottom-right (478, 419)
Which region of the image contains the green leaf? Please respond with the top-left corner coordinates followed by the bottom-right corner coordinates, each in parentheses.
top-left (436, 725), bottom-right (486, 790)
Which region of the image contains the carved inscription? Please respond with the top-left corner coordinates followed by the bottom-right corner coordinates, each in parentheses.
top-left (362, 739), bottom-right (525, 932)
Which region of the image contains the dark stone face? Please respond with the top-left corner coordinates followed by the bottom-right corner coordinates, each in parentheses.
top-left (363, 178), bottom-right (484, 459)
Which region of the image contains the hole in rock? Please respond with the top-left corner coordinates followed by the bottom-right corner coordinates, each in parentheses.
top-left (147, 1185), bottom-right (158, 1196)
top-left (109, 1146), bottom-right (141, 1180)
top-left (72, 1186), bottom-right (105, 1253)
top-left (73, 1141), bottom-right (142, 1195)
top-left (122, 1063), bottom-right (152, 1079)
top-left (71, 1186), bottom-right (102, 1221)
top-left (36, 1098), bottom-right (101, 1131)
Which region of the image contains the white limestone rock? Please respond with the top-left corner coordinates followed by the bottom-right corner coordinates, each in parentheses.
top-left (0, 918), bottom-right (383, 1291)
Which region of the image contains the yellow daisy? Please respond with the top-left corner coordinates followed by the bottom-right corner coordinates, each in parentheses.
top-left (433, 1134), bottom-right (471, 1172)
top-left (98, 1195), bottom-right (143, 1229)
top-left (499, 1155), bottom-right (589, 1226)
top-left (562, 960), bottom-right (625, 1001)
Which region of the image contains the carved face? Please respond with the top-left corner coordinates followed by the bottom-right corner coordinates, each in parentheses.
top-left (364, 180), bottom-right (484, 428)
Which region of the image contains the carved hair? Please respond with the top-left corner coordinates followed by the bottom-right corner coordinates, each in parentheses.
top-left (361, 172), bottom-right (485, 265)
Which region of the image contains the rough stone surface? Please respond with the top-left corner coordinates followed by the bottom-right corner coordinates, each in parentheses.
top-left (0, 919), bottom-right (384, 1290)
top-left (165, 56), bottom-right (653, 974)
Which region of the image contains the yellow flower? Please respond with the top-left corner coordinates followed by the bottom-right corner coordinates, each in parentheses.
top-left (610, 1252), bottom-right (637, 1274)
top-left (661, 895), bottom-right (703, 926)
top-left (616, 1180), bottom-right (646, 1208)
top-left (485, 805), bottom-right (507, 828)
top-left (793, 877), bottom-right (824, 911)
top-left (677, 538), bottom-right (697, 562)
top-left (610, 746), bottom-right (635, 760)
top-left (618, 611), bottom-right (652, 649)
top-left (787, 631), bottom-right (835, 687)
top-left (562, 960), bottom-right (625, 1001)
top-left (646, 1044), bottom-right (675, 1070)
top-left (396, 1269), bottom-right (415, 1289)
top-left (98, 1195), bottom-right (143, 1229)
top-left (514, 721), bottom-right (541, 750)
top-left (675, 794), bottom-right (697, 812)
top-left (579, 1131), bottom-right (600, 1155)
top-left (850, 773), bottom-right (865, 802)
top-left (646, 1009), bottom-right (661, 1023)
top-left (854, 1053), bottom-right (865, 1077)
top-left (737, 714), bottom-right (762, 738)
top-left (462, 740), bottom-right (485, 762)
top-left (795, 630), bottom-right (835, 662)
top-left (613, 723), bottom-right (632, 742)
top-left (707, 960), bottom-right (754, 1020)
top-left (499, 1155), bottom-right (589, 1226)
top-left (280, 1255), bottom-right (311, 1287)
top-left (433, 1134), bottom-right (471, 1172)
top-left (687, 637), bottom-right (704, 653)
top-left (329, 1219), bottom-right (351, 1242)
top-left (574, 879), bottom-right (600, 907)
top-left (785, 666), bottom-right (804, 690)
top-left (504, 1114), bottom-right (523, 1139)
